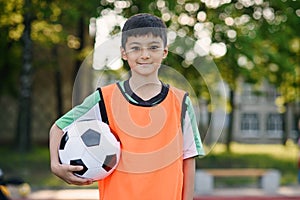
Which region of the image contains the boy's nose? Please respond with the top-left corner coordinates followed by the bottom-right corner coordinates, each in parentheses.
top-left (140, 48), bottom-right (150, 59)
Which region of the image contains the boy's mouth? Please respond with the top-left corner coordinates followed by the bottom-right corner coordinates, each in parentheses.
top-left (137, 63), bottom-right (152, 66)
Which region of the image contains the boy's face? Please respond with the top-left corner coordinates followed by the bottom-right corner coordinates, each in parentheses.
top-left (121, 34), bottom-right (168, 77)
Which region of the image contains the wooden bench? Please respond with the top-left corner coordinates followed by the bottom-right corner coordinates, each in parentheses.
top-left (205, 168), bottom-right (267, 177)
top-left (194, 168), bottom-right (281, 195)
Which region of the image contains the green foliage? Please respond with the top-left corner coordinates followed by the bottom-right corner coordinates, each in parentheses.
top-left (1, 0), bottom-right (299, 102)
top-left (0, 0), bottom-right (100, 97)
top-left (0, 0), bottom-right (23, 96)
top-left (100, 0), bottom-right (299, 104)
top-left (1, 0), bottom-right (299, 154)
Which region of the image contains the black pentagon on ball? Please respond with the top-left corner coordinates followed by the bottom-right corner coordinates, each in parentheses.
top-left (81, 129), bottom-right (101, 147)
top-left (59, 132), bottom-right (69, 150)
top-left (102, 154), bottom-right (117, 172)
top-left (70, 159), bottom-right (88, 176)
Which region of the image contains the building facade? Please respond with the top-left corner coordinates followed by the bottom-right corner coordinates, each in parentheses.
top-left (233, 81), bottom-right (299, 144)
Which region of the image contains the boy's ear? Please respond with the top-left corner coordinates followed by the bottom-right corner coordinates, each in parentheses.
top-left (120, 47), bottom-right (128, 60)
top-left (162, 46), bottom-right (168, 59)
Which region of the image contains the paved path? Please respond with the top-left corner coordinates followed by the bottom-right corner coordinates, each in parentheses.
top-left (24, 186), bottom-right (300, 200)
top-left (28, 189), bottom-right (98, 200)
top-left (195, 186), bottom-right (300, 200)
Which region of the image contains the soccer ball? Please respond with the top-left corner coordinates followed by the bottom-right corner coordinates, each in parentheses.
top-left (59, 120), bottom-right (120, 181)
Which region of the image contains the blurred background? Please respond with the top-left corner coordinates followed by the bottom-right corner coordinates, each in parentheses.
top-left (0, 0), bottom-right (299, 192)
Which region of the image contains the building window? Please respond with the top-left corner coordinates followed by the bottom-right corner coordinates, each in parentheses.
top-left (241, 113), bottom-right (260, 137)
top-left (266, 113), bottom-right (283, 137)
top-left (266, 87), bottom-right (278, 102)
top-left (241, 84), bottom-right (258, 103)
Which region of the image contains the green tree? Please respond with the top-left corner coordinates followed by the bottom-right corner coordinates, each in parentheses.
top-left (3, 0), bottom-right (298, 150)
top-left (97, 0), bottom-right (300, 150)
top-left (0, 0), bottom-right (24, 97)
top-left (0, 0), bottom-right (100, 150)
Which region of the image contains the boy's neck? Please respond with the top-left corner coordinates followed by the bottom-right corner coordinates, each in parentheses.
top-left (129, 75), bottom-right (162, 101)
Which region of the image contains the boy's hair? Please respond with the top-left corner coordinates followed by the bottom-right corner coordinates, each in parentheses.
top-left (121, 13), bottom-right (167, 48)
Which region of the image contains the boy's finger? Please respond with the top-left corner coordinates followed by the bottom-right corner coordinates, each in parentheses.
top-left (64, 164), bottom-right (94, 185)
top-left (71, 176), bottom-right (93, 185)
top-left (68, 165), bottom-right (84, 172)
top-left (70, 171), bottom-right (94, 185)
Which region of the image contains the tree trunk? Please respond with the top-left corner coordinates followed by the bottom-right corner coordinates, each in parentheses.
top-left (73, 16), bottom-right (85, 105)
top-left (53, 47), bottom-right (63, 117)
top-left (16, 0), bottom-right (33, 152)
top-left (74, 17), bottom-right (85, 80)
top-left (282, 103), bottom-right (292, 145)
top-left (226, 89), bottom-right (235, 152)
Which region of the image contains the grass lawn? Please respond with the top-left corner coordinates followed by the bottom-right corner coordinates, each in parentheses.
top-left (197, 141), bottom-right (299, 187)
top-left (0, 141), bottom-right (298, 189)
top-left (0, 146), bottom-right (85, 190)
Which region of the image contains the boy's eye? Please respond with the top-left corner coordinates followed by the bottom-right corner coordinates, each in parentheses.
top-left (149, 46), bottom-right (160, 51)
top-left (126, 45), bottom-right (163, 55)
top-left (131, 47), bottom-right (141, 52)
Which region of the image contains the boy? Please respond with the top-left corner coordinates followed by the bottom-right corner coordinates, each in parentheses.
top-left (49, 13), bottom-right (205, 200)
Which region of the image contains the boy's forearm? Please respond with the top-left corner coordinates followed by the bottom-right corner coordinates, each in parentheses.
top-left (49, 124), bottom-right (64, 170)
top-left (182, 157), bottom-right (196, 200)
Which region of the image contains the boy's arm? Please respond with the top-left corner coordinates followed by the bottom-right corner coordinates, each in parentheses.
top-left (50, 91), bottom-right (102, 185)
top-left (181, 95), bottom-right (204, 199)
top-left (49, 124), bottom-right (93, 185)
top-left (182, 157), bottom-right (196, 200)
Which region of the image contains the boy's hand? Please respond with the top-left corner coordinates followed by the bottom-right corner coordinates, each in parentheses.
top-left (49, 124), bottom-right (93, 186)
top-left (51, 163), bottom-right (93, 185)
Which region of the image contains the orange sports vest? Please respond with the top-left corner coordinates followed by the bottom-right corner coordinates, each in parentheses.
top-left (98, 83), bottom-right (186, 200)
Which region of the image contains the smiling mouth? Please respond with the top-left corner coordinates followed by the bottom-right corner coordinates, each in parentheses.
top-left (137, 63), bottom-right (152, 66)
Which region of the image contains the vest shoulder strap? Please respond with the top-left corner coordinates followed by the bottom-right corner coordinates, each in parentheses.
top-left (97, 87), bottom-right (109, 125)
top-left (169, 86), bottom-right (189, 130)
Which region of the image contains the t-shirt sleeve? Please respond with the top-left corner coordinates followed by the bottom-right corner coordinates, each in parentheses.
top-left (55, 90), bottom-right (103, 132)
top-left (182, 95), bottom-right (205, 159)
